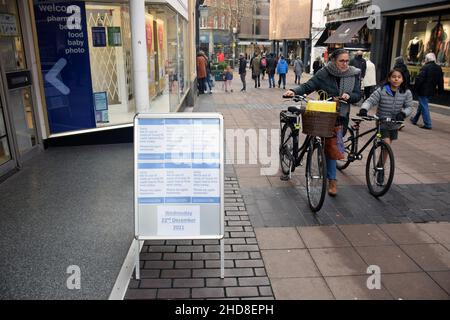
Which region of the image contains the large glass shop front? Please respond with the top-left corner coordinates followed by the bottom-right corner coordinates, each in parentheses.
top-left (396, 13), bottom-right (450, 92)
top-left (32, 1), bottom-right (189, 135)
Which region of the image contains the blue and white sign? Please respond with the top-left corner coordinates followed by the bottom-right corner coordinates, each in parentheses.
top-left (92, 26), bottom-right (106, 47)
top-left (134, 113), bottom-right (224, 239)
top-left (34, 1), bottom-right (96, 134)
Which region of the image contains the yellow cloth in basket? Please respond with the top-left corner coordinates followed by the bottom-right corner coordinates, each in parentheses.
top-left (306, 100), bottom-right (337, 113)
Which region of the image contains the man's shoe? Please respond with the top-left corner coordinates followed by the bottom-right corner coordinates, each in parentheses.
top-left (328, 180), bottom-right (337, 197)
top-left (398, 123), bottom-right (405, 131)
top-left (410, 119), bottom-right (417, 125)
top-left (420, 125), bottom-right (432, 130)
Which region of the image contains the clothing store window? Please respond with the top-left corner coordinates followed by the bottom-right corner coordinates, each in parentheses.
top-left (146, 5), bottom-right (188, 112)
top-left (399, 15), bottom-right (450, 91)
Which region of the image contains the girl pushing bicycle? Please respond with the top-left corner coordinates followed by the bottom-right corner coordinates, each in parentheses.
top-left (357, 69), bottom-right (414, 186)
top-left (283, 48), bottom-right (362, 197)
top-left (357, 69), bottom-right (414, 148)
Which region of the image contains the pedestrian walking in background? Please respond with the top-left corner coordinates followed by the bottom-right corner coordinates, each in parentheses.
top-left (224, 66), bottom-right (234, 93)
top-left (358, 69), bottom-right (413, 183)
top-left (196, 51), bottom-right (207, 94)
top-left (250, 52), bottom-right (261, 88)
top-left (276, 55), bottom-right (288, 89)
top-left (260, 53), bottom-right (267, 80)
top-left (350, 50), bottom-right (367, 80)
top-left (238, 53), bottom-right (247, 92)
top-left (363, 58), bottom-right (377, 100)
top-left (313, 56), bottom-right (323, 75)
top-left (283, 48), bottom-right (362, 197)
top-left (266, 53), bottom-right (277, 88)
top-left (217, 50), bottom-right (225, 63)
top-left (202, 52), bottom-right (213, 94)
top-left (393, 56), bottom-right (411, 89)
top-left (411, 53), bottom-right (444, 130)
top-left (293, 56), bottom-right (304, 85)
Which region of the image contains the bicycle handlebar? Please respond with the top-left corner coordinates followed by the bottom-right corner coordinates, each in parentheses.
top-left (282, 94), bottom-right (348, 104)
top-left (355, 115), bottom-right (404, 124)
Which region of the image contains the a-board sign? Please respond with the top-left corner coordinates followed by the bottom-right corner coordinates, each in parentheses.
top-left (134, 113), bottom-right (224, 240)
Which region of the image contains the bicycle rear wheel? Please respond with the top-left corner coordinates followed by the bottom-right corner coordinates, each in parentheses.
top-left (336, 126), bottom-right (354, 171)
top-left (280, 122), bottom-right (296, 175)
top-left (305, 138), bottom-right (327, 212)
top-left (365, 141), bottom-right (395, 197)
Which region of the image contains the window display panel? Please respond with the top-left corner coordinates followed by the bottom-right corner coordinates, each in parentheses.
top-left (86, 4), bottom-right (135, 127)
top-left (0, 1), bottom-right (26, 72)
top-left (400, 15), bottom-right (450, 91)
top-left (146, 5), bottom-right (178, 113)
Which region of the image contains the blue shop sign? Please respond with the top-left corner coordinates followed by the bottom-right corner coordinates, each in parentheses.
top-left (34, 1), bottom-right (96, 134)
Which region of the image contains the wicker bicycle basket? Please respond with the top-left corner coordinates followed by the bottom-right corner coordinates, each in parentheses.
top-left (302, 111), bottom-right (338, 138)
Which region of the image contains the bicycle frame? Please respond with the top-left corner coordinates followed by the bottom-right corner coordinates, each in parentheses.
top-left (279, 110), bottom-right (314, 168)
top-left (347, 121), bottom-right (383, 160)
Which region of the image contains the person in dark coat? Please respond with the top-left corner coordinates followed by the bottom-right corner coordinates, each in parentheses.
top-left (349, 50), bottom-right (367, 79)
top-left (393, 56), bottom-right (411, 89)
top-left (238, 53), bottom-right (247, 92)
top-left (411, 53), bottom-right (444, 129)
top-left (283, 48), bottom-right (361, 197)
top-left (313, 56), bottom-right (323, 75)
top-left (266, 53), bottom-right (277, 88)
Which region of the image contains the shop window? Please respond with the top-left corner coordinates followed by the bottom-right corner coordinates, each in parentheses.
top-left (399, 15), bottom-right (450, 91)
top-left (214, 16), bottom-right (218, 29)
top-left (0, 2), bottom-right (26, 71)
top-left (221, 16), bottom-right (225, 30)
top-left (146, 5), bottom-right (187, 112)
top-left (86, 4), bottom-right (134, 127)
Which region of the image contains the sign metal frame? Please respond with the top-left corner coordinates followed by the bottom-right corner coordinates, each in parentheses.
top-left (133, 112), bottom-right (225, 278)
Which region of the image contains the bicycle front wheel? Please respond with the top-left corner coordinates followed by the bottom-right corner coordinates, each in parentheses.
top-left (280, 122), bottom-right (296, 175)
top-left (305, 138), bottom-right (327, 212)
top-left (336, 126), bottom-right (354, 171)
top-left (365, 141), bottom-right (395, 197)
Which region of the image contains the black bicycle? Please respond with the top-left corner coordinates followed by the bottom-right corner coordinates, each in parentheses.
top-left (279, 95), bottom-right (327, 212)
top-left (336, 115), bottom-right (403, 197)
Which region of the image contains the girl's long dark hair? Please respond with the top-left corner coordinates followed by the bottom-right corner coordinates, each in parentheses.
top-left (384, 69), bottom-right (407, 93)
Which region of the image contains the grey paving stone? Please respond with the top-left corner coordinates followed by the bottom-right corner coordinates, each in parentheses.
top-left (157, 288), bottom-right (190, 299)
top-left (160, 269), bottom-right (192, 278)
top-left (226, 287), bottom-right (259, 298)
top-left (172, 279), bottom-right (205, 288)
top-left (238, 277), bottom-right (271, 286)
top-left (192, 287), bottom-right (225, 299)
top-left (139, 279), bottom-right (172, 289)
top-left (206, 278), bottom-right (238, 287)
top-left (125, 289), bottom-right (157, 300)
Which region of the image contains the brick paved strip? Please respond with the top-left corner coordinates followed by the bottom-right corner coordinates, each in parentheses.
top-left (125, 177), bottom-right (274, 300)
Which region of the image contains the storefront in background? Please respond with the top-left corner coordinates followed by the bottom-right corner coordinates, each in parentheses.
top-left (31, 0), bottom-right (191, 137)
top-left (371, 0), bottom-right (450, 106)
top-left (392, 13), bottom-right (450, 92)
top-left (0, 0), bottom-right (41, 178)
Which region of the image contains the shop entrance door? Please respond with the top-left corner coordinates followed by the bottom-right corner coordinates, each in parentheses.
top-left (0, 0), bottom-right (39, 178)
top-left (0, 77), bottom-right (16, 177)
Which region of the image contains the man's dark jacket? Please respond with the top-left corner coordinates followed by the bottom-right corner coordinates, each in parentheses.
top-left (414, 61), bottom-right (444, 97)
top-left (239, 57), bottom-right (247, 74)
top-left (349, 56), bottom-right (367, 79)
top-left (266, 57), bottom-right (277, 75)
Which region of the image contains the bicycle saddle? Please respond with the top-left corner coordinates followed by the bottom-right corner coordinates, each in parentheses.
top-left (288, 106), bottom-right (302, 115)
